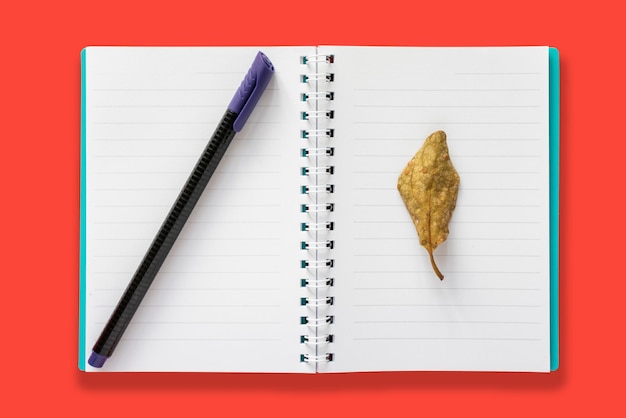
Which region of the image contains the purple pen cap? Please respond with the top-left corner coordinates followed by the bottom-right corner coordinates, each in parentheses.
top-left (88, 351), bottom-right (108, 368)
top-left (228, 51), bottom-right (275, 132)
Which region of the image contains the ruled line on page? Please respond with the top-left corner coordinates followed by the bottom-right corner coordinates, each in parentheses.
top-left (354, 319), bottom-right (542, 324)
top-left (353, 337), bottom-right (543, 341)
top-left (353, 137), bottom-right (542, 141)
top-left (351, 288), bottom-right (543, 292)
top-left (352, 121), bottom-right (542, 125)
top-left (352, 88), bottom-right (542, 92)
top-left (121, 338), bottom-right (283, 342)
top-left (352, 303), bottom-right (543, 308)
top-left (353, 104), bottom-right (541, 108)
top-left (95, 304), bottom-right (283, 309)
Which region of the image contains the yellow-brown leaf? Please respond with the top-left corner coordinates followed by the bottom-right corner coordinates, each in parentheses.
top-left (397, 130), bottom-right (460, 280)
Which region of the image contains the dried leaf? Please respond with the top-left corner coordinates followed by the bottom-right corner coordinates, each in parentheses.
top-left (397, 130), bottom-right (460, 280)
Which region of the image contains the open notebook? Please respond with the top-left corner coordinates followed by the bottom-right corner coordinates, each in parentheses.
top-left (79, 46), bottom-right (559, 372)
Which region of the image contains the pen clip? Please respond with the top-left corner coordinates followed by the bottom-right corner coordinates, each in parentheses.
top-left (228, 51), bottom-right (275, 132)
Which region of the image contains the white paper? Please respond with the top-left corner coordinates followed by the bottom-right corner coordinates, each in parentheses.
top-left (82, 46), bottom-right (553, 373)
top-left (319, 46), bottom-right (551, 372)
top-left (83, 46), bottom-right (315, 372)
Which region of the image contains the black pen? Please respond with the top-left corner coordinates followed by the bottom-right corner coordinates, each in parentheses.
top-left (88, 51), bottom-right (275, 368)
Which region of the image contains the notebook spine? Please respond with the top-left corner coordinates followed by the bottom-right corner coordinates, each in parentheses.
top-left (299, 53), bottom-right (335, 366)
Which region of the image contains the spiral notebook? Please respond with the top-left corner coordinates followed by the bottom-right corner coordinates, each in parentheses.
top-left (79, 46), bottom-right (559, 372)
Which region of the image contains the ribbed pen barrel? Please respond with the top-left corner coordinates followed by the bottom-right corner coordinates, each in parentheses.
top-left (90, 110), bottom-right (238, 362)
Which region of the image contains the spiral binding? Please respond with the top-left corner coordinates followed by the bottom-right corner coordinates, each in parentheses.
top-left (301, 54), bottom-right (335, 64)
top-left (302, 240), bottom-right (334, 250)
top-left (302, 184), bottom-right (334, 194)
top-left (301, 315), bottom-right (334, 326)
top-left (301, 277), bottom-right (334, 288)
top-left (301, 221), bottom-right (334, 232)
top-left (302, 110), bottom-right (335, 120)
top-left (301, 203), bottom-right (335, 217)
top-left (301, 166), bottom-right (334, 176)
top-left (300, 52), bottom-right (335, 366)
top-left (301, 129), bottom-right (334, 139)
top-left (301, 334), bottom-right (334, 344)
top-left (300, 353), bottom-right (334, 363)
top-left (302, 147), bottom-right (334, 157)
top-left (301, 296), bottom-right (335, 307)
top-left (302, 259), bottom-right (334, 269)
top-left (302, 91), bottom-right (335, 101)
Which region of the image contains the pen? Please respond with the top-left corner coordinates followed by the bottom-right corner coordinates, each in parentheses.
top-left (88, 51), bottom-right (275, 368)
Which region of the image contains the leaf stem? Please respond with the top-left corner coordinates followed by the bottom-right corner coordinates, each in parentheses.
top-left (428, 250), bottom-right (444, 280)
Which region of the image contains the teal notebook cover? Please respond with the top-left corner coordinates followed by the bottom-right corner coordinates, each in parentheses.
top-left (78, 47), bottom-right (560, 372)
top-left (79, 48), bottom-right (87, 371)
top-left (549, 47), bottom-right (560, 371)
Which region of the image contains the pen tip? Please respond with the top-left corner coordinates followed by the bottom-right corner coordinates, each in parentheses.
top-left (88, 351), bottom-right (108, 368)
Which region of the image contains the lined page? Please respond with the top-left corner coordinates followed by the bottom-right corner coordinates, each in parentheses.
top-left (321, 47), bottom-right (551, 372)
top-left (82, 47), bottom-right (314, 372)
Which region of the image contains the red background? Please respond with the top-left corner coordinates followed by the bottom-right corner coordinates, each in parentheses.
top-left (2, 0), bottom-right (624, 416)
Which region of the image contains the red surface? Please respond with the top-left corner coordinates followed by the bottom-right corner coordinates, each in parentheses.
top-left (2, 0), bottom-right (624, 416)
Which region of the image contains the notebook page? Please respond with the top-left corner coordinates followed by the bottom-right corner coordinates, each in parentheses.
top-left (321, 46), bottom-right (551, 372)
top-left (82, 47), bottom-right (314, 372)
